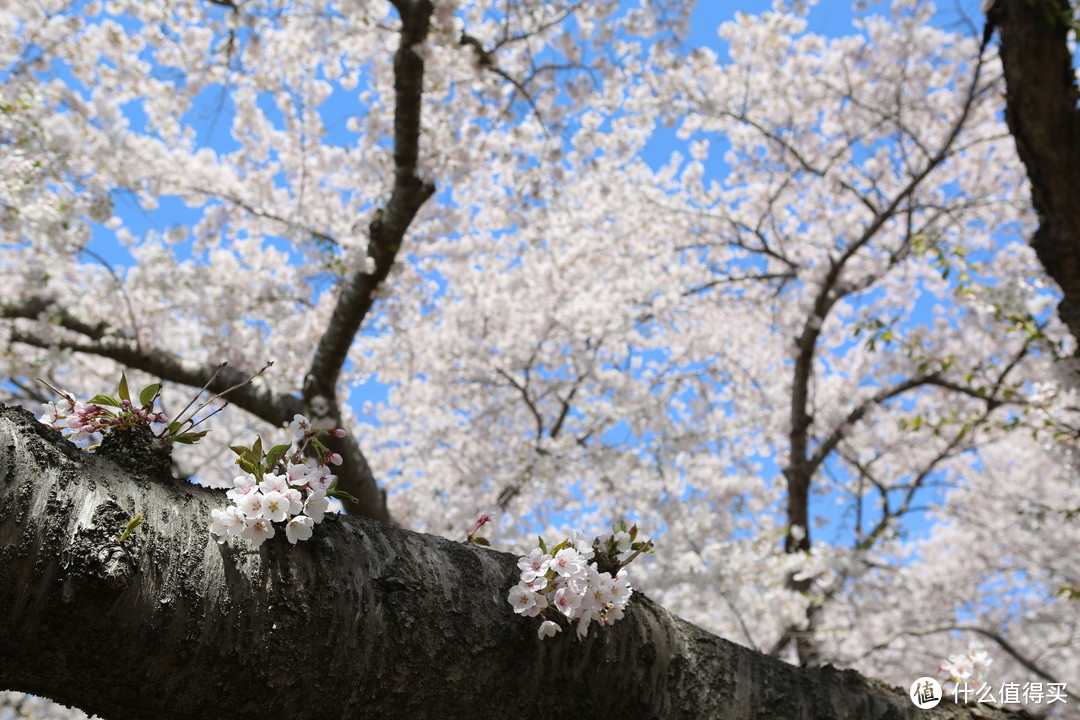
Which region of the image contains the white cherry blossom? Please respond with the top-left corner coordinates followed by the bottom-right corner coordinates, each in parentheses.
top-left (286, 515), bottom-right (315, 545)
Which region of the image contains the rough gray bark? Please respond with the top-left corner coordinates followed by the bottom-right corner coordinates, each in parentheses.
top-left (0, 405), bottom-right (1032, 719)
top-left (995, 0), bottom-right (1080, 341)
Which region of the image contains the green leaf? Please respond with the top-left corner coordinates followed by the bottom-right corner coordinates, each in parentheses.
top-left (538, 536), bottom-right (547, 554)
top-left (252, 435), bottom-right (263, 460)
top-left (328, 489), bottom-right (360, 506)
top-left (265, 444), bottom-right (291, 470)
top-left (169, 431), bottom-right (208, 444)
top-left (237, 458), bottom-right (257, 474)
top-left (87, 393), bottom-right (122, 408)
top-left (139, 383), bottom-right (161, 407)
top-left (469, 536), bottom-right (491, 547)
top-left (118, 513), bottom-right (145, 542)
top-left (229, 445), bottom-right (250, 457)
top-left (118, 371), bottom-right (130, 402)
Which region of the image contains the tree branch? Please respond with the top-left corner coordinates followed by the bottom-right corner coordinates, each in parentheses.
top-left (808, 374), bottom-right (939, 477)
top-left (0, 405), bottom-right (1026, 720)
top-left (304, 1), bottom-right (436, 402)
top-left (997, 0), bottom-right (1080, 343)
top-left (3, 296), bottom-right (299, 427)
top-left (861, 623), bottom-right (1067, 687)
top-left (292, 1), bottom-right (438, 524)
top-left (784, 46), bottom-right (992, 555)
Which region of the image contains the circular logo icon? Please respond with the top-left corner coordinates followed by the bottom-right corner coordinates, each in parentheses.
top-left (909, 677), bottom-right (942, 709)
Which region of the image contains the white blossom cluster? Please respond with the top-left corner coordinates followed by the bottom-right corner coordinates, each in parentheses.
top-left (210, 415), bottom-right (339, 547)
top-left (36, 376), bottom-right (211, 449)
top-left (508, 532), bottom-right (639, 640)
top-left (0, 691), bottom-right (100, 720)
top-left (210, 466), bottom-right (332, 547)
top-left (41, 396), bottom-right (164, 442)
top-left (939, 644), bottom-right (994, 688)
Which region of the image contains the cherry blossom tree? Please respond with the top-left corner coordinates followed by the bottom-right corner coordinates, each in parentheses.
top-left (1, 0), bottom-right (1078, 716)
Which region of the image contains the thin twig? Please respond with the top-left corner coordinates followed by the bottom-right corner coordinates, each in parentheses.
top-left (34, 378), bottom-right (75, 404)
top-left (164, 361), bottom-right (229, 433)
top-left (184, 360), bottom-right (274, 425)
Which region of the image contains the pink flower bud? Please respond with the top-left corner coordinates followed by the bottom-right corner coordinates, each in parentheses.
top-left (328, 452), bottom-right (343, 466)
top-left (331, 428), bottom-right (347, 437)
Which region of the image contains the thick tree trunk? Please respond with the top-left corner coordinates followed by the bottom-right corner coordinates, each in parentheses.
top-left (0, 405), bottom-right (1022, 719)
top-left (995, 0), bottom-right (1080, 341)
